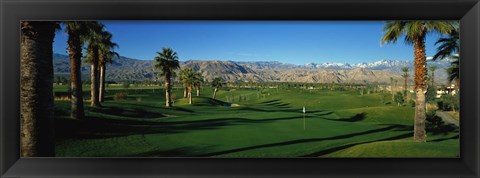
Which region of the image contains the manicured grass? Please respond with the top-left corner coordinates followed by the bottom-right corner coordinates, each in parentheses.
top-left (54, 86), bottom-right (459, 157)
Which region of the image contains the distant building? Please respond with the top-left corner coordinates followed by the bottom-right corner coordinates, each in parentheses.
top-left (436, 83), bottom-right (457, 98)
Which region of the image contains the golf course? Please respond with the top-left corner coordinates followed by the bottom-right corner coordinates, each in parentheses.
top-left (53, 85), bottom-right (459, 157)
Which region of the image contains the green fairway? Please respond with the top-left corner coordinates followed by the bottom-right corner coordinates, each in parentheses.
top-left (54, 85), bottom-right (459, 157)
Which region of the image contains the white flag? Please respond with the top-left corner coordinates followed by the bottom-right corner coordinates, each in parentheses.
top-left (303, 106), bottom-right (305, 113)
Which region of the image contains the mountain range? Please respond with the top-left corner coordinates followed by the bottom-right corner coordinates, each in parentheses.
top-left (53, 53), bottom-right (453, 84)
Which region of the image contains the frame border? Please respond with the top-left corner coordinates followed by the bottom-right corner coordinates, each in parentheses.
top-left (1, 0), bottom-right (479, 177)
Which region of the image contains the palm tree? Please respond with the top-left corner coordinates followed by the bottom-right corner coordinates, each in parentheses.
top-left (20, 21), bottom-right (57, 157)
top-left (381, 21), bottom-right (456, 142)
top-left (428, 65), bottom-right (437, 87)
top-left (446, 56), bottom-right (460, 93)
top-left (179, 68), bottom-right (194, 104)
top-left (154, 48), bottom-right (180, 108)
top-left (85, 22), bottom-right (105, 107)
top-left (179, 68), bottom-right (190, 98)
top-left (394, 79), bottom-right (398, 97)
top-left (64, 21), bottom-right (92, 120)
top-left (194, 72), bottom-right (203, 96)
top-left (211, 77), bottom-right (225, 99)
top-left (98, 31), bottom-right (119, 102)
top-left (390, 77), bottom-right (395, 101)
top-left (401, 67), bottom-right (410, 96)
top-left (432, 29), bottom-right (460, 94)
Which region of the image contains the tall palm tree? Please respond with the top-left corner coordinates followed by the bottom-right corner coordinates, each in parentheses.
top-left (85, 22), bottom-right (105, 107)
top-left (64, 21), bottom-right (93, 120)
top-left (179, 68), bottom-right (195, 104)
top-left (390, 77), bottom-right (395, 101)
top-left (179, 68), bottom-right (190, 98)
top-left (428, 65), bottom-right (437, 87)
top-left (99, 50), bottom-right (119, 102)
top-left (194, 72), bottom-right (203, 96)
top-left (432, 29), bottom-right (460, 94)
top-left (20, 21), bottom-right (57, 157)
top-left (154, 48), bottom-right (180, 108)
top-left (394, 79), bottom-right (398, 97)
top-left (401, 67), bottom-right (410, 96)
top-left (446, 56), bottom-right (460, 93)
top-left (211, 77), bottom-right (225, 99)
top-left (381, 21), bottom-right (456, 142)
top-left (98, 31), bottom-right (119, 102)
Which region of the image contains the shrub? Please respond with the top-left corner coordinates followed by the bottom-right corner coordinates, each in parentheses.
top-left (394, 92), bottom-right (404, 106)
top-left (409, 100), bottom-right (415, 107)
top-left (426, 110), bottom-right (444, 130)
top-left (113, 92), bottom-right (128, 101)
top-left (426, 110), bottom-right (456, 134)
top-left (438, 94), bottom-right (459, 112)
top-left (426, 85), bottom-right (437, 103)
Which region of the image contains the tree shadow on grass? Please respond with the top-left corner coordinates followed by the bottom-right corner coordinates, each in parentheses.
top-left (301, 130), bottom-right (460, 157)
top-left (128, 145), bottom-right (219, 157)
top-left (112, 102), bottom-right (196, 113)
top-left (55, 117), bottom-right (232, 139)
top-left (322, 113), bottom-right (366, 122)
top-left (187, 97), bottom-right (231, 107)
top-left (197, 124), bottom-right (410, 157)
top-left (376, 123), bottom-right (411, 129)
top-left (237, 107), bottom-right (326, 114)
top-left (262, 101), bottom-right (291, 108)
top-left (300, 132), bottom-right (413, 157)
top-left (259, 99), bottom-right (281, 104)
top-left (55, 113), bottom-right (331, 140)
top-left (89, 106), bottom-right (165, 119)
top-left (127, 147), bottom-right (197, 157)
top-left (429, 134), bottom-right (459, 142)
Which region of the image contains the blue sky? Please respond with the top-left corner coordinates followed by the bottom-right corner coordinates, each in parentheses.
top-left (53, 21), bottom-right (445, 65)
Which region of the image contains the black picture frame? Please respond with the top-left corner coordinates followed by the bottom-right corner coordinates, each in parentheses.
top-left (1, 0), bottom-right (479, 177)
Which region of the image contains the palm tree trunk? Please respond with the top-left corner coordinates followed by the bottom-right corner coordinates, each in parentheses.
top-left (448, 80), bottom-right (453, 95)
top-left (404, 77), bottom-right (408, 96)
top-left (99, 64), bottom-right (106, 102)
top-left (183, 86), bottom-right (187, 98)
top-left (196, 85), bottom-right (200, 96)
top-left (391, 82), bottom-right (395, 101)
top-left (20, 21), bottom-right (56, 157)
top-left (455, 78), bottom-right (459, 95)
top-left (432, 72), bottom-right (435, 86)
top-left (165, 73), bottom-right (172, 108)
top-left (188, 86), bottom-right (193, 104)
top-left (67, 27), bottom-right (85, 120)
top-left (413, 35), bottom-right (427, 142)
top-left (90, 46), bottom-right (101, 107)
top-left (213, 87), bottom-right (218, 99)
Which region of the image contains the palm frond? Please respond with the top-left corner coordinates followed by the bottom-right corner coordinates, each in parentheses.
top-left (381, 21), bottom-right (407, 45)
top-left (432, 29), bottom-right (459, 61)
top-left (154, 48), bottom-right (181, 77)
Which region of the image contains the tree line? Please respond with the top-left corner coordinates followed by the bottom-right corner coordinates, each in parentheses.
top-left (20, 21), bottom-right (118, 156)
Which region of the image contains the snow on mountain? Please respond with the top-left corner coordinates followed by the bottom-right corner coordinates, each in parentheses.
top-left (304, 58), bottom-right (452, 74)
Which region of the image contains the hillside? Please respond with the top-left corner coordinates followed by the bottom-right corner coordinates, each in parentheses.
top-left (53, 53), bottom-right (450, 84)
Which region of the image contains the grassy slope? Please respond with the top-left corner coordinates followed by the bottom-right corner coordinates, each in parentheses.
top-left (54, 85), bottom-right (459, 157)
